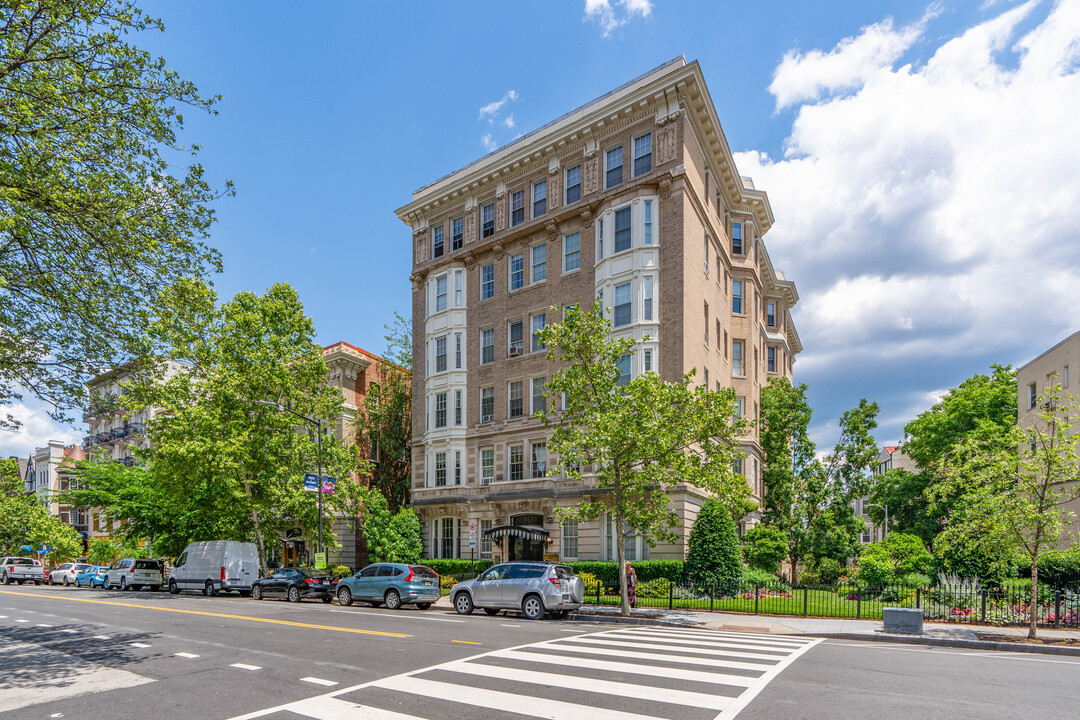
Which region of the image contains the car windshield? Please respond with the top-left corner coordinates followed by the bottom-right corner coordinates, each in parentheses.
top-left (410, 566), bottom-right (438, 579)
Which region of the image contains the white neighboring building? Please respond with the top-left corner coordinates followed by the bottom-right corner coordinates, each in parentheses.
top-left (856, 444), bottom-right (917, 544)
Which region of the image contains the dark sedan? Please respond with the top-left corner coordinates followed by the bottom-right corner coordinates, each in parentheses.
top-left (250, 567), bottom-right (334, 603)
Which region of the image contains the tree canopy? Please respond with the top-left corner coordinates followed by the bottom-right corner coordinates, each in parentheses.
top-left (0, 0), bottom-right (231, 430)
top-left (1, 458), bottom-right (82, 559)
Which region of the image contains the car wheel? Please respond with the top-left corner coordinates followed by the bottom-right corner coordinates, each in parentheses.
top-left (337, 586), bottom-right (352, 606)
top-left (119, 577), bottom-right (127, 591)
top-left (483, 608), bottom-right (500, 616)
top-left (33, 580), bottom-right (41, 586)
top-left (47, 575), bottom-right (54, 585)
top-left (63, 576), bottom-right (70, 587)
top-left (168, 580), bottom-right (180, 595)
top-left (454, 592), bottom-right (474, 615)
top-left (102, 576), bottom-right (110, 590)
top-left (384, 589), bottom-right (402, 610)
top-left (1, 573), bottom-right (8, 585)
top-left (251, 585), bottom-right (263, 601)
top-left (321, 595), bottom-right (332, 604)
top-left (416, 602), bottom-right (431, 610)
top-left (522, 594), bottom-right (544, 621)
top-left (132, 585), bottom-right (142, 591)
top-left (287, 586), bottom-right (301, 603)
top-left (203, 581), bottom-right (216, 597)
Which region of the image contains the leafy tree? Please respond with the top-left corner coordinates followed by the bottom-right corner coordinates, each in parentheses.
top-left (354, 361), bottom-right (412, 511)
top-left (685, 499), bottom-right (742, 595)
top-left (382, 310), bottom-right (413, 368)
top-left (932, 383), bottom-right (1080, 638)
top-left (741, 524), bottom-right (789, 573)
top-left (856, 533), bottom-right (932, 584)
top-left (0, 0), bottom-right (231, 430)
top-left (538, 302), bottom-right (748, 616)
top-left (352, 487), bottom-right (423, 564)
top-left (0, 468), bottom-right (82, 560)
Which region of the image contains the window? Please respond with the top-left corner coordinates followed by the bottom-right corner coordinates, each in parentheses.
top-left (532, 180), bottom-right (547, 217)
top-left (509, 253), bottom-right (524, 290)
top-left (564, 232), bottom-right (580, 272)
top-left (531, 244), bottom-right (546, 282)
top-left (614, 282), bottom-right (631, 327)
top-left (767, 301), bottom-right (777, 327)
top-left (767, 346), bottom-right (777, 373)
top-left (435, 452), bottom-right (447, 486)
top-left (509, 445), bottom-right (524, 481)
top-left (716, 320), bottom-right (722, 350)
top-left (481, 263), bottom-right (494, 299)
top-left (614, 206), bottom-right (632, 252)
top-left (435, 275), bottom-right (448, 312)
top-left (455, 332), bottom-right (462, 369)
top-left (480, 328), bottom-right (494, 364)
top-left (1067, 366), bottom-right (1071, 388)
top-left (432, 225), bottom-right (444, 258)
top-left (531, 313), bottom-right (546, 352)
top-left (704, 302), bottom-right (709, 345)
top-left (454, 451), bottom-right (462, 485)
top-left (1028, 383), bottom-right (1037, 410)
top-left (509, 380), bottom-right (524, 418)
top-left (732, 221), bottom-right (743, 255)
top-left (511, 188), bottom-right (525, 226)
top-left (508, 319), bottom-right (523, 354)
top-left (561, 520), bottom-right (579, 559)
top-left (732, 280), bottom-right (743, 314)
top-left (643, 276), bottom-right (653, 320)
top-left (531, 441), bottom-right (547, 478)
top-left (633, 133), bottom-right (652, 175)
top-left (735, 396), bottom-right (745, 419)
top-left (439, 516), bottom-right (455, 558)
top-left (435, 336), bottom-right (447, 372)
top-left (733, 340), bottom-right (745, 376)
top-left (616, 354), bottom-right (631, 386)
top-left (480, 386), bottom-right (494, 422)
top-left (454, 390), bottom-right (462, 426)
top-left (531, 376), bottom-right (546, 415)
top-left (482, 202), bottom-right (495, 238)
top-left (454, 270), bottom-right (463, 307)
top-left (565, 165), bottom-right (581, 204)
top-left (704, 235), bottom-right (710, 274)
top-left (480, 518), bottom-right (493, 557)
top-left (724, 330), bottom-right (728, 358)
top-left (435, 392), bottom-right (447, 428)
top-left (481, 450), bottom-right (494, 486)
top-left (644, 349), bottom-right (653, 373)
top-left (644, 200), bottom-right (653, 244)
top-left (452, 216), bottom-right (463, 251)
top-left (605, 146), bottom-right (623, 187)
top-left (704, 367), bottom-right (709, 387)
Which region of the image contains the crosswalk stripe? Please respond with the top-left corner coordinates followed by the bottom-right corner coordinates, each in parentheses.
top-left (638, 627), bottom-right (812, 644)
top-left (288, 695), bottom-right (424, 719)
top-left (443, 657), bottom-right (734, 710)
top-left (606, 632), bottom-right (798, 654)
top-left (527, 641), bottom-right (775, 671)
top-left (627, 627), bottom-right (810, 647)
top-left (493, 648), bottom-right (757, 688)
top-left (374, 674), bottom-right (667, 720)
top-left (558, 635), bottom-right (787, 661)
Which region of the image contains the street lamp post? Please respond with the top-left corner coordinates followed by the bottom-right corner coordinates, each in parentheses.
top-left (257, 400), bottom-right (325, 558)
top-left (866, 503), bottom-right (888, 540)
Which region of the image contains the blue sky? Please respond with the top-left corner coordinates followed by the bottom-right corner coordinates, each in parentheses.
top-left (4, 0), bottom-right (1079, 458)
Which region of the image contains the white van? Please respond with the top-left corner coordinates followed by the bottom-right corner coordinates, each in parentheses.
top-left (168, 541), bottom-right (259, 596)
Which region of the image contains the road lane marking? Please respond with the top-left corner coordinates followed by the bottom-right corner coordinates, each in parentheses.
top-left (230, 663), bottom-right (262, 670)
top-left (500, 624), bottom-right (522, 628)
top-left (532, 640), bottom-right (775, 671)
top-left (451, 639), bottom-right (482, 645)
top-left (328, 608), bottom-right (465, 623)
top-left (175, 652), bottom-right (200, 658)
top-left (92, 635), bottom-right (110, 639)
top-left (0, 615), bottom-right (6, 618)
top-left (301, 676), bottom-right (338, 686)
top-left (824, 641), bottom-right (1080, 664)
top-left (716, 637), bottom-right (823, 720)
top-left (565, 635), bottom-right (791, 660)
top-left (60, 629), bottom-right (77, 633)
top-left (15, 619), bottom-right (27, 623)
top-left (494, 648), bottom-right (757, 687)
top-left (35, 623), bottom-right (53, 627)
top-left (130, 642), bottom-right (151, 648)
top-left (0, 589), bottom-right (412, 639)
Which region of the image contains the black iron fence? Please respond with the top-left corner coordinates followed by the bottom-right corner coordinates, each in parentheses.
top-left (438, 574), bottom-right (1080, 627)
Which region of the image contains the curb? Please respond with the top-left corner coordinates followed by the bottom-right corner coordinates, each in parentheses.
top-left (810, 631), bottom-right (1080, 657)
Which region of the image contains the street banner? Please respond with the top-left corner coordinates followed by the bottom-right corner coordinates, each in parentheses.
top-left (304, 474), bottom-right (336, 493)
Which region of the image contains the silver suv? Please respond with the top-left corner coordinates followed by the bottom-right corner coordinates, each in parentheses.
top-left (451, 562), bottom-right (584, 620)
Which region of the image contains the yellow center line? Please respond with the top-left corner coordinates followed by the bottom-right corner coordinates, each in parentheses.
top-left (452, 639), bottom-right (482, 645)
top-left (0, 590), bottom-right (411, 638)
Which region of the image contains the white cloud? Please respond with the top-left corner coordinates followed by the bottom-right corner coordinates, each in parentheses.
top-left (0, 402), bottom-right (82, 459)
top-left (735, 0), bottom-right (1080, 436)
top-left (478, 90), bottom-right (518, 122)
top-left (585, 0), bottom-right (652, 37)
top-left (481, 133), bottom-right (496, 151)
top-left (503, 113), bottom-right (515, 129)
top-left (769, 5), bottom-right (942, 111)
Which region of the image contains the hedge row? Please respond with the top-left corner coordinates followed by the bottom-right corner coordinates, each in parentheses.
top-left (418, 559), bottom-right (493, 577)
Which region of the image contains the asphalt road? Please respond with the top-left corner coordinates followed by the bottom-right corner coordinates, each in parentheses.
top-left (2, 584), bottom-right (1078, 719)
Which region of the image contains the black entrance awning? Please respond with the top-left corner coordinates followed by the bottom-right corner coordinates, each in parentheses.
top-left (483, 525), bottom-right (549, 542)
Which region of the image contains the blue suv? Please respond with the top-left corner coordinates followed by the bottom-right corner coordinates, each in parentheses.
top-left (335, 563), bottom-right (439, 610)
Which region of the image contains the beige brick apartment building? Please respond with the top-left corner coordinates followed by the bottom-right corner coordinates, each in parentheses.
top-left (395, 58), bottom-right (801, 563)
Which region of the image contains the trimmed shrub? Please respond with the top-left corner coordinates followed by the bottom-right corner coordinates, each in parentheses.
top-left (1034, 548), bottom-right (1080, 588)
top-left (742, 567), bottom-right (778, 588)
top-left (418, 559), bottom-right (492, 578)
top-left (857, 533), bottom-right (933, 585)
top-left (685, 499), bottom-right (743, 596)
top-left (567, 560), bottom-right (685, 589)
top-left (330, 565), bottom-right (352, 580)
top-left (636, 577), bottom-right (673, 598)
top-left (802, 557), bottom-right (844, 586)
top-left (741, 525), bottom-right (788, 573)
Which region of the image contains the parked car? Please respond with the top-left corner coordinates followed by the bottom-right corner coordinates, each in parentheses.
top-left (48, 563), bottom-right (93, 586)
top-left (250, 567), bottom-right (334, 603)
top-left (75, 565), bottom-right (107, 588)
top-left (1, 557), bottom-right (46, 585)
top-left (101, 558), bottom-right (164, 591)
top-left (335, 563), bottom-right (440, 610)
top-left (451, 562), bottom-right (584, 620)
top-left (167, 541), bottom-right (259, 597)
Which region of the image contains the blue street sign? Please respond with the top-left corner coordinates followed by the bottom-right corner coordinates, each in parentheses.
top-left (304, 473), bottom-right (319, 491)
top-left (304, 474), bottom-right (336, 493)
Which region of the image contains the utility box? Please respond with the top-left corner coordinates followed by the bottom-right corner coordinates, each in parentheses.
top-left (883, 607), bottom-right (924, 635)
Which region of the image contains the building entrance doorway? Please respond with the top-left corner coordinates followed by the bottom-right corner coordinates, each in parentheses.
top-left (509, 514), bottom-right (545, 561)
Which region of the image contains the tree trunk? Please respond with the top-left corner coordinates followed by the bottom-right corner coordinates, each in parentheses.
top-left (1029, 555), bottom-right (1039, 640)
top-left (242, 478), bottom-right (268, 576)
top-left (617, 526), bottom-right (629, 617)
top-left (789, 554), bottom-right (799, 585)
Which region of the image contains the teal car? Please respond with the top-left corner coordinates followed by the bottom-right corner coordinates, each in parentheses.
top-left (76, 565), bottom-right (107, 588)
top-left (335, 563), bottom-right (439, 610)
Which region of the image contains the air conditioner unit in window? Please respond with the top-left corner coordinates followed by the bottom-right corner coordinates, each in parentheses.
top-left (481, 414), bottom-right (493, 424)
top-left (509, 346), bottom-right (523, 357)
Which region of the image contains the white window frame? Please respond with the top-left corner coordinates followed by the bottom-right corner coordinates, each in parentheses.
top-left (434, 392), bottom-right (447, 428)
top-left (480, 262), bottom-right (494, 300)
top-left (510, 187), bottom-right (525, 227)
top-left (531, 313), bottom-right (546, 352)
top-left (509, 252), bottom-right (524, 291)
top-left (530, 376), bottom-right (546, 415)
top-left (480, 386), bottom-right (494, 423)
top-left (643, 275), bottom-right (654, 321)
top-left (480, 518), bottom-right (493, 557)
top-left (732, 340), bottom-right (745, 377)
top-left (531, 244), bottom-right (546, 283)
top-left (532, 179), bottom-right (547, 218)
top-left (561, 519), bottom-right (579, 560)
top-left (563, 232), bottom-right (580, 273)
top-left (480, 327), bottom-right (494, 365)
top-left (605, 145), bottom-right (623, 188)
top-left (509, 379), bottom-right (524, 418)
top-left (632, 132), bottom-right (652, 177)
top-left (509, 444), bottom-right (524, 481)
top-left (613, 204), bottom-right (632, 253)
top-left (565, 165), bottom-right (581, 204)
top-left (613, 282), bottom-right (632, 327)
top-left (435, 274), bottom-right (448, 312)
top-left (480, 450), bottom-right (494, 486)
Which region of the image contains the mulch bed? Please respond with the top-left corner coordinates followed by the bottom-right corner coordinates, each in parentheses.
top-left (975, 633), bottom-right (1080, 646)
